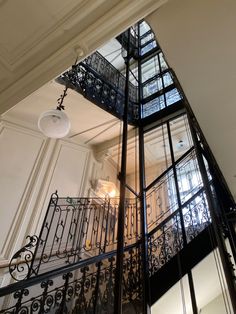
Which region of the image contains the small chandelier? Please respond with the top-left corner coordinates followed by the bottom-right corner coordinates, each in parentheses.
top-left (38, 86), bottom-right (71, 138)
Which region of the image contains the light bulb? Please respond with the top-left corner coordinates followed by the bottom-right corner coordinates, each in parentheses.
top-left (109, 189), bottom-right (116, 198)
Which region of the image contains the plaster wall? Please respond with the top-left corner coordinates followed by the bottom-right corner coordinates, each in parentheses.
top-left (0, 118), bottom-right (93, 286)
top-left (200, 294), bottom-right (226, 314)
top-left (0, 116), bottom-right (119, 287)
top-left (147, 0), bottom-right (236, 200)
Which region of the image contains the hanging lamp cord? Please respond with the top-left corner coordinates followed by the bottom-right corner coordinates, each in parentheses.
top-left (56, 86), bottom-right (68, 111)
top-left (57, 57), bottom-right (79, 111)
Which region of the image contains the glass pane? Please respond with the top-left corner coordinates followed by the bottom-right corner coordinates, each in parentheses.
top-left (125, 133), bottom-right (140, 197)
top-left (144, 124), bottom-right (172, 188)
top-left (169, 115), bottom-right (194, 161)
top-left (163, 72), bottom-right (173, 88)
top-left (129, 61), bottom-right (139, 87)
top-left (141, 55), bottom-right (160, 82)
top-left (165, 88), bottom-right (182, 106)
top-left (139, 21), bottom-right (151, 36)
top-left (141, 32), bottom-right (155, 46)
top-left (146, 169), bottom-right (179, 231)
top-left (141, 40), bottom-right (157, 55)
top-left (176, 152), bottom-right (203, 205)
top-left (152, 276), bottom-right (192, 314)
top-left (143, 77), bottom-right (163, 98)
top-left (192, 253), bottom-right (230, 314)
top-left (159, 52), bottom-right (168, 71)
top-left (142, 96), bottom-right (165, 118)
top-left (130, 25), bottom-right (138, 37)
top-left (183, 191), bottom-right (210, 243)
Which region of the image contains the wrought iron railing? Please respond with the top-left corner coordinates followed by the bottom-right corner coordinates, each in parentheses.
top-left (1, 244), bottom-right (143, 314)
top-left (1, 192), bottom-right (211, 313)
top-left (1, 186), bottom-right (211, 313)
top-left (9, 195), bottom-right (141, 281)
top-left (1, 147), bottom-right (214, 312)
top-left (57, 51), bottom-right (139, 124)
top-left (84, 52), bottom-right (138, 103)
top-left (8, 149), bottom-right (211, 282)
top-left (116, 29), bottom-right (139, 59)
top-left (57, 51), bottom-right (184, 124)
top-left (148, 189), bottom-right (210, 275)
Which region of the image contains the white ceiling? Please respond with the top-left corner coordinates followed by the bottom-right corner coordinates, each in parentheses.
top-left (3, 80), bottom-right (124, 146)
top-left (0, 0), bottom-right (166, 115)
top-left (98, 39), bottom-right (124, 72)
top-left (3, 77), bottom-right (187, 173)
top-left (2, 0), bottom-right (236, 199)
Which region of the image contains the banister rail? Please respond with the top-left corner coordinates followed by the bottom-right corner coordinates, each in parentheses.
top-left (0, 186), bottom-right (211, 313)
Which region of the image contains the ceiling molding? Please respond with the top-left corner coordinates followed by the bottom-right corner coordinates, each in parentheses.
top-left (0, 0), bottom-right (167, 115)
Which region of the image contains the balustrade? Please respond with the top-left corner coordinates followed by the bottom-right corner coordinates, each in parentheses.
top-left (1, 162), bottom-right (212, 312)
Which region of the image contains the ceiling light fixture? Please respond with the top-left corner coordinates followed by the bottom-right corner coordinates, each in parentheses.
top-left (38, 86), bottom-right (71, 138)
top-left (176, 139), bottom-right (184, 149)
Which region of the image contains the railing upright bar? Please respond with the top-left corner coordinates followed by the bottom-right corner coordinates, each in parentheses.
top-left (30, 191), bottom-right (59, 276)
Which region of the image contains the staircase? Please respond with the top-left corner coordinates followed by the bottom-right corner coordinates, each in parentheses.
top-left (0, 167), bottom-right (215, 313)
top-left (0, 21), bottom-right (235, 314)
top-left (0, 143), bottom-right (234, 313)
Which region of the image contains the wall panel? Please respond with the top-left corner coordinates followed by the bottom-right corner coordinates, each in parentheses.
top-left (0, 122), bottom-right (45, 260)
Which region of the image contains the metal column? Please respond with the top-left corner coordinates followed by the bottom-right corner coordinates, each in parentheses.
top-left (137, 21), bottom-right (151, 314)
top-left (114, 29), bottom-right (131, 314)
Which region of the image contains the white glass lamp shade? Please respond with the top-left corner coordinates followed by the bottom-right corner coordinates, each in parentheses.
top-left (38, 109), bottom-right (71, 138)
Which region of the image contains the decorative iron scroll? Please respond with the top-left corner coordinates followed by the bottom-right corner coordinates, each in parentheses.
top-left (9, 235), bottom-right (38, 281)
top-left (1, 247), bottom-right (143, 314)
top-left (8, 149), bottom-right (212, 281)
top-left (8, 194), bottom-right (142, 281)
top-left (183, 191), bottom-right (210, 243)
top-left (2, 185), bottom-right (212, 312)
top-left (29, 196), bottom-right (141, 275)
top-left (148, 213), bottom-right (183, 275)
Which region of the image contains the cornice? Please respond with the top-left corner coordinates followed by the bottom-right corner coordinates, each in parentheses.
top-left (0, 0), bottom-right (167, 115)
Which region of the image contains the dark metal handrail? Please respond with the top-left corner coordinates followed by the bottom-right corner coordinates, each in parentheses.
top-left (1, 185), bottom-right (212, 313)
top-left (0, 202), bottom-right (211, 313)
top-left (8, 146), bottom-right (209, 283)
top-left (1, 241), bottom-right (141, 298)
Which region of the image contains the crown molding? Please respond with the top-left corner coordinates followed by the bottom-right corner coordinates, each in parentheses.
top-left (0, 0), bottom-right (167, 115)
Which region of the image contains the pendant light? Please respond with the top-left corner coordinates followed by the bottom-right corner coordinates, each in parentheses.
top-left (38, 86), bottom-right (71, 138)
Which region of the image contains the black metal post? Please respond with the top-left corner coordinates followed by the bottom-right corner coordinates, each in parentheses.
top-left (166, 121), bottom-right (198, 314)
top-left (138, 126), bottom-right (152, 314)
top-left (137, 21), bottom-right (151, 314)
top-left (93, 198), bottom-right (111, 313)
top-left (58, 272), bottom-right (71, 313)
top-left (187, 117), bottom-right (236, 313)
top-left (30, 191), bottom-right (59, 277)
top-left (114, 29), bottom-right (131, 314)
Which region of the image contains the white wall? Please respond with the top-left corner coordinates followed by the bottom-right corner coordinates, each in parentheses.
top-left (200, 294), bottom-right (227, 314)
top-left (88, 153), bottom-right (119, 198)
top-left (147, 0), bottom-right (236, 200)
top-left (0, 117), bottom-right (119, 288)
top-left (0, 118), bottom-right (92, 286)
